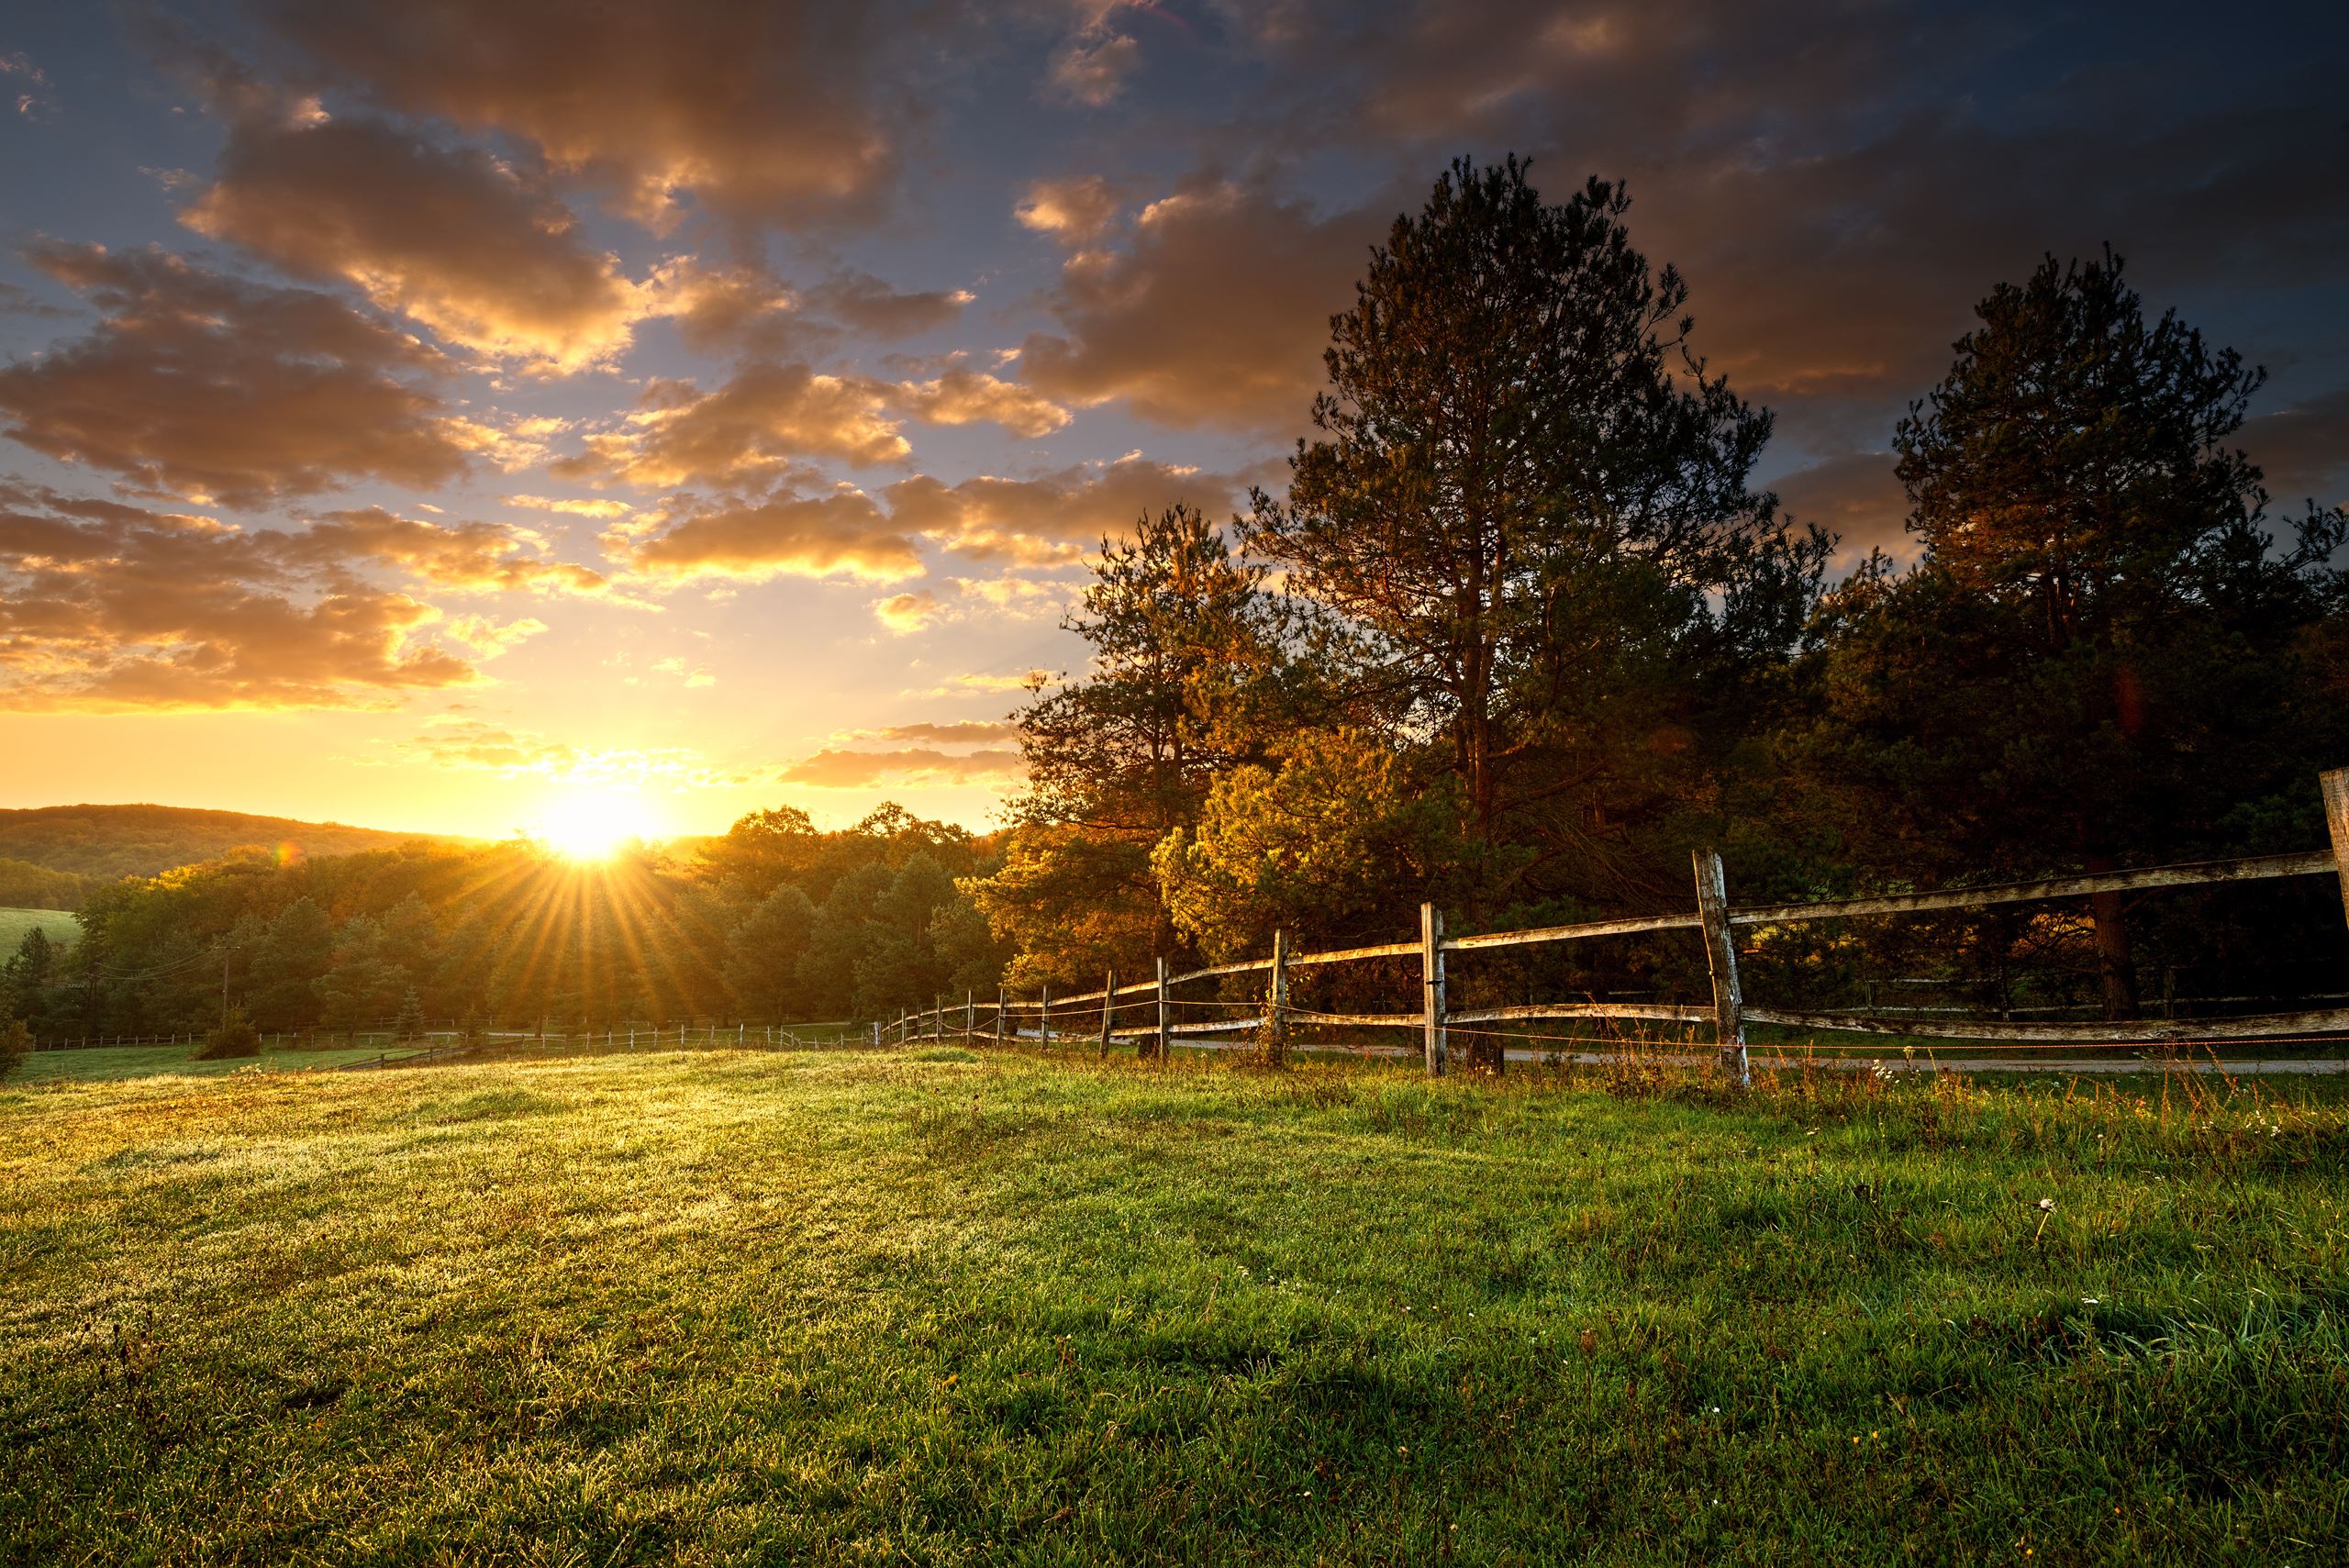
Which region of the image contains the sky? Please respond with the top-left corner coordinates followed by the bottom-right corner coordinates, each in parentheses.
top-left (2, 0), bottom-right (2344, 844)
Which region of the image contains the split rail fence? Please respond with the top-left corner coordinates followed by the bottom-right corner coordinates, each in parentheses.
top-left (896, 768), bottom-right (2349, 1084)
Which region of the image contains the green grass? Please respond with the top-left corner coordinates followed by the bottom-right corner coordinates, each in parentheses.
top-left (4, 1047), bottom-right (2344, 1564)
top-left (17, 1041), bottom-right (429, 1083)
top-left (0, 904), bottom-right (77, 951)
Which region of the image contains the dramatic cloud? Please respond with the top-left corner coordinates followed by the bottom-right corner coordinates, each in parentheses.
top-left (0, 282), bottom-right (67, 319)
top-left (1016, 175), bottom-right (1120, 247)
top-left (859, 718), bottom-right (1021, 745)
top-left (1019, 180), bottom-right (1372, 431)
top-left (888, 368), bottom-right (1071, 439)
top-left (885, 456), bottom-right (1241, 562)
top-left (616, 487), bottom-right (924, 584)
top-left (2, 50), bottom-right (52, 118)
top-left (1200, 2), bottom-right (2349, 452)
top-left (507, 494), bottom-right (634, 519)
top-left (280, 506), bottom-right (613, 595)
top-left (258, 0), bottom-right (927, 227)
top-left (558, 359), bottom-right (1074, 490)
top-left (775, 747), bottom-right (1026, 789)
top-left (183, 106), bottom-right (645, 371)
top-left (555, 363), bottom-right (912, 487)
top-left (648, 261), bottom-right (819, 359)
top-left (1047, 29), bottom-right (1141, 106)
top-left (872, 589), bottom-right (941, 634)
top-left (807, 271), bottom-right (974, 339)
top-left (868, 574), bottom-right (1073, 632)
top-left (0, 484), bottom-right (484, 709)
top-left (0, 243), bottom-right (473, 506)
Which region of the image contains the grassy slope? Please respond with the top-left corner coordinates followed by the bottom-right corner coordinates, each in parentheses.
top-left (3, 1048), bottom-right (2343, 1565)
top-left (0, 906), bottom-right (78, 951)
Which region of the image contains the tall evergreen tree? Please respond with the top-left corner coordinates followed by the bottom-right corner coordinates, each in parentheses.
top-left (1245, 158), bottom-right (1821, 911)
top-left (1792, 250), bottom-right (2349, 1016)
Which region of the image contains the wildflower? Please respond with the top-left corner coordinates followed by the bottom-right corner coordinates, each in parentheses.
top-left (2036, 1198), bottom-right (2055, 1212)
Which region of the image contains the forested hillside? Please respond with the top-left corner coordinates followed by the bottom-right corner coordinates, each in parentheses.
top-left (0, 805), bottom-right (461, 884)
top-left (0, 858), bottom-right (95, 911)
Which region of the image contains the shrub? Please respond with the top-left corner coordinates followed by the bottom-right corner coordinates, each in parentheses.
top-left (194, 1010), bottom-right (261, 1061)
top-left (0, 1013), bottom-right (29, 1080)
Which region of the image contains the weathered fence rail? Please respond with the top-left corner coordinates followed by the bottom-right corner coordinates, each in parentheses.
top-left (896, 767), bottom-right (2349, 1084)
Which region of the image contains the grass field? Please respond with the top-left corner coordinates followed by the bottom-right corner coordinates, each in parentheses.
top-left (14, 1041), bottom-right (429, 1083)
top-left (0, 904), bottom-right (77, 952)
top-left (4, 1045), bottom-right (2344, 1564)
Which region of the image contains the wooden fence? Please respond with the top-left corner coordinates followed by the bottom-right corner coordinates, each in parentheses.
top-left (896, 768), bottom-right (2349, 1084)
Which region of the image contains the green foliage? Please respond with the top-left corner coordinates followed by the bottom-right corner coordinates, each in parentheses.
top-left (1245, 157), bottom-right (1823, 910)
top-left (5, 1051), bottom-right (2346, 1561)
top-left (726, 884), bottom-right (817, 1020)
top-left (39, 800), bottom-right (1002, 1037)
top-left (969, 505), bottom-right (1294, 983)
top-left (247, 898), bottom-right (333, 1030)
top-left (1155, 729), bottom-right (1470, 961)
top-left (1785, 250), bottom-right (2349, 1016)
top-left (0, 858), bottom-right (94, 910)
top-left (394, 986), bottom-right (425, 1041)
top-left (192, 1008), bottom-right (259, 1061)
top-left (0, 1012), bottom-right (28, 1079)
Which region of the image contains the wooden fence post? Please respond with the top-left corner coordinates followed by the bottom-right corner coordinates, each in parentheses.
top-left (1155, 956), bottom-right (1170, 1061)
top-left (933, 994), bottom-right (943, 1043)
top-left (1268, 930), bottom-right (1290, 1061)
top-left (1040, 983), bottom-right (1051, 1044)
top-left (1098, 969), bottom-right (1116, 1057)
top-left (996, 986), bottom-right (1007, 1043)
top-left (2323, 768), bottom-right (2349, 929)
top-left (964, 989), bottom-right (974, 1040)
top-left (1420, 903), bottom-right (1446, 1077)
top-left (1692, 847), bottom-right (1751, 1087)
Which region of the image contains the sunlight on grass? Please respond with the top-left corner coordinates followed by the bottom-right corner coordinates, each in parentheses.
top-left (3, 1048), bottom-right (2343, 1562)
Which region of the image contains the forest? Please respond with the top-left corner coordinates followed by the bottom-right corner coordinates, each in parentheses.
top-left (6, 159), bottom-right (2345, 1044)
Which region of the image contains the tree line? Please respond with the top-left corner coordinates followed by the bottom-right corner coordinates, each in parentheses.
top-left (5, 157), bottom-right (2343, 1050)
top-left (1, 806), bottom-right (1008, 1042)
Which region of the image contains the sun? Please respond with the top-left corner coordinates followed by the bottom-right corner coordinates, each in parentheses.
top-left (531, 789), bottom-right (666, 862)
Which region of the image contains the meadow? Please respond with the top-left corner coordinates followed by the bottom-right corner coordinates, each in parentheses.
top-left (4, 1043), bottom-right (2344, 1564)
top-left (0, 906), bottom-right (76, 952)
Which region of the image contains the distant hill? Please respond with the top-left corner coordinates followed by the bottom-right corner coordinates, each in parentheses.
top-left (0, 805), bottom-right (465, 885)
